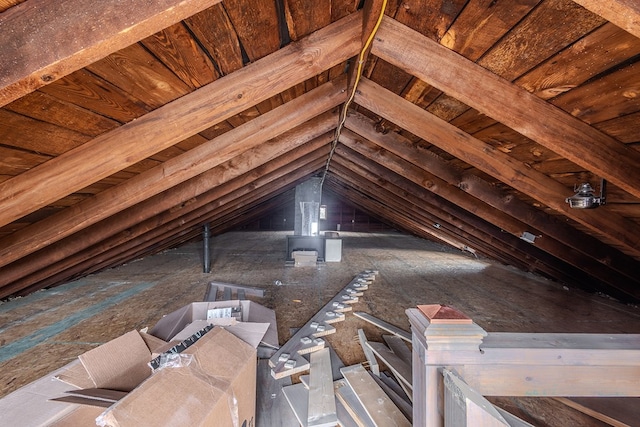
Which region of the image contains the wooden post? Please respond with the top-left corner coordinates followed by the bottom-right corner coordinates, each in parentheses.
top-left (408, 305), bottom-right (487, 427)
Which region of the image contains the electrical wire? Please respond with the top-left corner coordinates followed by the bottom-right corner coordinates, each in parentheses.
top-left (319, 0), bottom-right (388, 190)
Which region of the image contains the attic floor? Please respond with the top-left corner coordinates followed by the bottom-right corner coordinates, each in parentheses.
top-left (1, 230), bottom-right (638, 426)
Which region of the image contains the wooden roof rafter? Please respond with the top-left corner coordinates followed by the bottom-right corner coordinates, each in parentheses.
top-left (0, 60), bottom-right (350, 270)
top-left (343, 111), bottom-right (640, 285)
top-left (0, 12), bottom-right (361, 228)
top-left (335, 128), bottom-right (640, 300)
top-left (354, 78), bottom-right (640, 258)
top-left (0, 0), bottom-right (223, 107)
top-left (0, 0), bottom-right (638, 303)
top-left (371, 16), bottom-right (640, 200)
top-left (7, 146), bottom-right (329, 298)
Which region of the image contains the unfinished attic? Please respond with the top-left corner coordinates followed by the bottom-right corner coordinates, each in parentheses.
top-left (0, 0), bottom-right (639, 425)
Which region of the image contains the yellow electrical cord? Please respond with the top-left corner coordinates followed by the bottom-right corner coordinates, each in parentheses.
top-left (320, 0), bottom-right (388, 187)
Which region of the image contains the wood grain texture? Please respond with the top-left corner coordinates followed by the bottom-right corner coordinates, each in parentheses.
top-left (0, 109), bottom-right (90, 155)
top-left (140, 22), bottom-right (219, 89)
top-left (458, 365), bottom-right (640, 396)
top-left (555, 397), bottom-right (638, 427)
top-left (572, 0), bottom-right (640, 39)
top-left (0, 147), bottom-right (51, 177)
top-left (308, 348), bottom-right (338, 426)
top-left (0, 12), bottom-right (361, 229)
top-left (223, 0), bottom-right (281, 61)
top-left (285, 0), bottom-right (332, 41)
top-left (0, 0), bottom-right (221, 107)
top-left (335, 377), bottom-right (376, 426)
top-left (594, 112), bottom-right (640, 144)
top-left (515, 23), bottom-right (640, 100)
top-left (39, 68), bottom-right (151, 123)
top-left (441, 0), bottom-right (541, 61)
top-left (477, 0), bottom-right (605, 81)
top-left (353, 313), bottom-right (411, 342)
top-left (551, 62), bottom-right (640, 125)
top-left (391, 0), bottom-right (466, 42)
top-left (86, 43), bottom-right (192, 109)
top-left (256, 359), bottom-right (298, 427)
top-left (365, 341), bottom-right (412, 389)
top-left (5, 90), bottom-right (119, 136)
top-left (185, 4), bottom-right (244, 75)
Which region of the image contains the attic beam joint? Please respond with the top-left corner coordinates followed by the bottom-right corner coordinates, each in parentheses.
top-left (371, 15), bottom-right (640, 201)
top-left (353, 77), bottom-right (640, 257)
top-left (0, 12), bottom-right (361, 229)
top-left (0, 0), bottom-right (222, 107)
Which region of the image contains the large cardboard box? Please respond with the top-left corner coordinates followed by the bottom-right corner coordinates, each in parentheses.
top-left (0, 301), bottom-right (271, 426)
top-left (96, 327), bottom-right (256, 427)
top-left (56, 330), bottom-right (169, 391)
top-left (149, 300), bottom-right (278, 349)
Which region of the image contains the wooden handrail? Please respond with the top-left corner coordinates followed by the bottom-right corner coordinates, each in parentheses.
top-left (406, 306), bottom-right (640, 427)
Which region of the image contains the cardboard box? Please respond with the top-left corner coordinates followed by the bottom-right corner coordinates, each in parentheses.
top-left (56, 330), bottom-right (168, 391)
top-left (149, 300), bottom-right (278, 349)
top-left (0, 331), bottom-right (168, 427)
top-left (96, 327), bottom-right (256, 427)
top-left (0, 300), bottom-right (274, 426)
top-left (0, 361), bottom-right (101, 427)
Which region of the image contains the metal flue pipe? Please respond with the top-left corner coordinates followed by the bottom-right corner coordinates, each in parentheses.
top-left (203, 223), bottom-right (211, 273)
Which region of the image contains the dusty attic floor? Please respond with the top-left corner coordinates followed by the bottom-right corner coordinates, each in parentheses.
top-left (1, 230), bottom-right (639, 426)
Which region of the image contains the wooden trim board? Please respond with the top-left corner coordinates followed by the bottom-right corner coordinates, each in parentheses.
top-left (283, 383), bottom-right (310, 426)
top-left (256, 359), bottom-right (298, 427)
top-left (382, 335), bottom-right (412, 364)
top-left (353, 312), bottom-right (411, 342)
top-left (335, 378), bottom-right (375, 427)
top-left (365, 341), bottom-right (412, 387)
top-left (357, 329), bottom-right (380, 376)
top-left (340, 364), bottom-right (411, 427)
top-left (555, 397), bottom-right (636, 427)
top-left (283, 380), bottom-right (360, 427)
top-left (308, 348), bottom-right (338, 427)
top-left (369, 373), bottom-right (413, 423)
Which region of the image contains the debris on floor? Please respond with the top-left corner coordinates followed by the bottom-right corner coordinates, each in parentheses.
top-left (0, 272), bottom-right (417, 427)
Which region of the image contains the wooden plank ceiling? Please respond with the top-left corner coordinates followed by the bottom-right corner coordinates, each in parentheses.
top-left (1, 0), bottom-right (639, 301)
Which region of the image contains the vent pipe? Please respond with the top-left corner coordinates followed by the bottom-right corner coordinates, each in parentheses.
top-left (203, 223), bottom-right (211, 273)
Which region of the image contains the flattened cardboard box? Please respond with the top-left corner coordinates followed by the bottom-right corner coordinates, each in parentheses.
top-left (96, 327), bottom-right (256, 427)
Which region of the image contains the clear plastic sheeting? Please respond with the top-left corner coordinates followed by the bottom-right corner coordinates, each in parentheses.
top-left (300, 201), bottom-right (319, 236)
top-left (150, 353), bottom-right (194, 372)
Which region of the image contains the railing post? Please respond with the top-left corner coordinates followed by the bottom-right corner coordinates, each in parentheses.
top-left (407, 305), bottom-right (488, 427)
top-left (407, 304), bottom-right (640, 426)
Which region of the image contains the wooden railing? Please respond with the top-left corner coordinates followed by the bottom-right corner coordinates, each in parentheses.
top-left (406, 305), bottom-right (640, 426)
